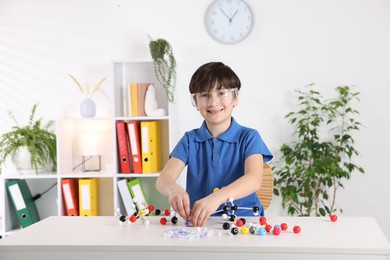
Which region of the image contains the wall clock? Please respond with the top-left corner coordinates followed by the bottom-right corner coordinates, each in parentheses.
top-left (205, 0), bottom-right (254, 44)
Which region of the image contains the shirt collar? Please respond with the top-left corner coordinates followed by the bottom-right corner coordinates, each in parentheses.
top-left (195, 117), bottom-right (240, 143)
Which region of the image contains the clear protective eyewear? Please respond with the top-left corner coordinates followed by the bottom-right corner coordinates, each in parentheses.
top-left (191, 88), bottom-right (238, 107)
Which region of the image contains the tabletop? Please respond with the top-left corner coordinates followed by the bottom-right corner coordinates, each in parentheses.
top-left (0, 215), bottom-right (389, 259)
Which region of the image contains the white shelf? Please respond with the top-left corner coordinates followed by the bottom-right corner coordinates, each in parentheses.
top-left (0, 61), bottom-right (172, 238)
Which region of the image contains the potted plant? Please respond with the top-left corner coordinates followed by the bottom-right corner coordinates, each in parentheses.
top-left (272, 84), bottom-right (365, 216)
top-left (149, 38), bottom-right (177, 103)
top-left (0, 103), bottom-right (57, 174)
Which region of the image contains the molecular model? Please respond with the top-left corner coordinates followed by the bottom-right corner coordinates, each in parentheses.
top-left (216, 197), bottom-right (304, 236)
top-left (117, 197), bottom-right (179, 226)
top-left (216, 196), bottom-right (261, 221)
top-left (221, 215), bottom-right (302, 236)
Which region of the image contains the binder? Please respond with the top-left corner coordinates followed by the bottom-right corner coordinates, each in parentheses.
top-left (127, 178), bottom-right (148, 211)
top-left (61, 178), bottom-right (79, 216)
top-left (116, 121), bottom-right (131, 173)
top-left (6, 179), bottom-right (40, 228)
top-left (117, 179), bottom-right (136, 216)
top-left (137, 83), bottom-right (150, 117)
top-left (130, 83), bottom-right (139, 116)
top-left (140, 121), bottom-right (162, 173)
top-left (127, 121), bottom-right (142, 173)
top-left (79, 178), bottom-right (98, 216)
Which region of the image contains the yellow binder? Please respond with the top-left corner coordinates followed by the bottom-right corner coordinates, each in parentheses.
top-left (140, 121), bottom-right (162, 173)
top-left (78, 178), bottom-right (98, 216)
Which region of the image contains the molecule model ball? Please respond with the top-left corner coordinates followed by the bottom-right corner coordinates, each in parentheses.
top-left (231, 227), bottom-right (239, 235)
top-left (236, 219), bottom-right (244, 227)
top-left (257, 227), bottom-right (266, 236)
top-left (293, 226), bottom-right (301, 234)
top-left (259, 216), bottom-right (267, 226)
top-left (129, 215), bottom-right (137, 223)
top-left (241, 226), bottom-right (249, 235)
top-left (160, 217), bottom-right (168, 225)
top-left (330, 214), bottom-right (338, 222)
top-left (281, 223), bottom-right (288, 231)
top-left (273, 227), bottom-right (281, 236)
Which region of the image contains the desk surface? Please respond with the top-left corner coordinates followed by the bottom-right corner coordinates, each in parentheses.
top-left (0, 216), bottom-right (389, 260)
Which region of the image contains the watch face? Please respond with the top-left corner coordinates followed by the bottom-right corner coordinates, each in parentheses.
top-left (206, 0), bottom-right (253, 44)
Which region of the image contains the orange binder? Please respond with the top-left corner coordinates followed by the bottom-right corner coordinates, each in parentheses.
top-left (130, 83), bottom-right (139, 116)
top-left (61, 178), bottom-right (79, 216)
top-left (137, 83), bottom-right (150, 117)
top-left (127, 121), bottom-right (142, 173)
top-left (140, 121), bottom-right (162, 173)
top-left (116, 121), bottom-right (131, 173)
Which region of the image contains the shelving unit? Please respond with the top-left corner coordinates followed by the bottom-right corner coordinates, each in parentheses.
top-left (0, 61), bottom-right (172, 238)
top-left (112, 61), bottom-right (171, 215)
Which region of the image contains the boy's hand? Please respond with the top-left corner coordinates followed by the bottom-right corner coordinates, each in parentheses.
top-left (168, 185), bottom-right (190, 219)
top-left (189, 195), bottom-right (220, 227)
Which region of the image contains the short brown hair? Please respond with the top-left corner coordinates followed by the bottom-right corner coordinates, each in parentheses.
top-left (189, 62), bottom-right (241, 94)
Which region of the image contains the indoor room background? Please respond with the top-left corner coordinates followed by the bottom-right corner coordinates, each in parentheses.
top-left (1, 0), bottom-right (389, 240)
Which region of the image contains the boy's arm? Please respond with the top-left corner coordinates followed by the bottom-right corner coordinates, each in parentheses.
top-left (219, 153), bottom-right (264, 200)
top-left (156, 157), bottom-right (190, 219)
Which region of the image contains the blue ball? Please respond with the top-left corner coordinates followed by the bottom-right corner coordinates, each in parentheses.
top-left (258, 227), bottom-right (266, 236)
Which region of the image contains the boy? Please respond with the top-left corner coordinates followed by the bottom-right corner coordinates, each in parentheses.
top-left (156, 62), bottom-right (273, 227)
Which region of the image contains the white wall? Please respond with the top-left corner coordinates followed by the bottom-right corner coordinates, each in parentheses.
top-left (1, 0), bottom-right (389, 240)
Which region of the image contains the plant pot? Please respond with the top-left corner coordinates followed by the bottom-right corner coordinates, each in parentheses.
top-left (11, 147), bottom-right (45, 175)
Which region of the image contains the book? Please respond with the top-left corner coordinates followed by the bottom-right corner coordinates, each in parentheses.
top-left (123, 84), bottom-right (131, 117)
top-left (130, 83), bottom-right (139, 116)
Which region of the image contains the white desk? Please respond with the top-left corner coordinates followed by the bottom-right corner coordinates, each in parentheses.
top-left (0, 216), bottom-right (389, 260)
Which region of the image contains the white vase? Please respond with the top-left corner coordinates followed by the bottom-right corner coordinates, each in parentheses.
top-left (80, 98), bottom-right (96, 118)
top-left (11, 147), bottom-right (44, 175)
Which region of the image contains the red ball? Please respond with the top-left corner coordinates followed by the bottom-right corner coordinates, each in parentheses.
top-left (281, 223), bottom-right (288, 231)
top-left (129, 215), bottom-right (137, 223)
top-left (160, 217), bottom-right (167, 225)
top-left (265, 224), bottom-right (272, 233)
top-left (164, 209), bottom-right (170, 216)
top-left (148, 204), bottom-right (154, 213)
top-left (259, 216), bottom-right (267, 225)
top-left (273, 228), bottom-right (281, 236)
top-left (293, 225), bottom-right (301, 234)
top-left (236, 219), bottom-right (244, 227)
top-left (330, 214), bottom-right (338, 222)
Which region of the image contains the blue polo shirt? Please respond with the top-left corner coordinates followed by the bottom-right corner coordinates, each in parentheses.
top-left (170, 117), bottom-right (273, 216)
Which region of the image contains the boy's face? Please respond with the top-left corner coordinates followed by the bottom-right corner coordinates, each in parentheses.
top-left (192, 85), bottom-right (239, 125)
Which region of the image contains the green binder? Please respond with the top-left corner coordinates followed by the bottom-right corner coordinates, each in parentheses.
top-left (6, 179), bottom-right (40, 228)
top-left (127, 178), bottom-right (148, 211)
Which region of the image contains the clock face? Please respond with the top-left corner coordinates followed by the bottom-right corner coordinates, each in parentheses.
top-left (206, 0), bottom-right (253, 44)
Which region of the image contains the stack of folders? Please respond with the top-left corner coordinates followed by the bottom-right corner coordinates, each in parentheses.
top-left (6, 179), bottom-right (40, 228)
top-left (61, 178), bottom-right (98, 216)
top-left (116, 120), bottom-right (162, 174)
top-left (117, 178), bottom-right (148, 214)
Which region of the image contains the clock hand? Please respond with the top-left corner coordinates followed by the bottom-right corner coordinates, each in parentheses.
top-left (230, 10), bottom-right (239, 22)
top-left (219, 8), bottom-right (231, 22)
